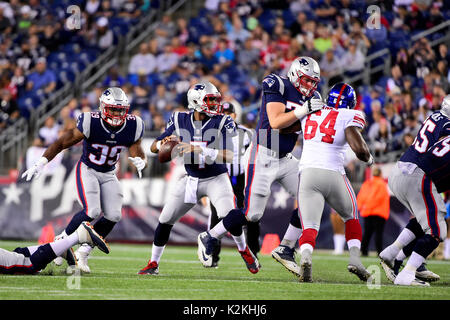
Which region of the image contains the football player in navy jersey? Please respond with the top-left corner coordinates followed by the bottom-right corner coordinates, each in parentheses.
top-left (197, 57), bottom-right (325, 273)
top-left (379, 94), bottom-right (450, 286)
top-left (22, 87), bottom-right (147, 273)
top-left (138, 81), bottom-right (253, 275)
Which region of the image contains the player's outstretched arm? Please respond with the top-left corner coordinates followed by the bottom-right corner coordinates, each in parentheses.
top-left (345, 126), bottom-right (373, 165)
top-left (22, 127), bottom-right (85, 181)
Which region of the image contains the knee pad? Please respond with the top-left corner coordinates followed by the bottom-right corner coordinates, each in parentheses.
top-left (87, 207), bottom-right (102, 220)
top-left (104, 210), bottom-right (122, 223)
top-left (246, 213), bottom-right (262, 223)
top-left (405, 218), bottom-right (425, 238)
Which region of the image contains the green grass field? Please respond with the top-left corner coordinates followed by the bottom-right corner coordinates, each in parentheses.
top-left (0, 240), bottom-right (449, 300)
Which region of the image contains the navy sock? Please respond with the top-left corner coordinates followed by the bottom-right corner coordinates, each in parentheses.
top-left (154, 223), bottom-right (173, 247)
top-left (290, 208), bottom-right (302, 229)
top-left (223, 209), bottom-right (247, 237)
top-left (405, 218), bottom-right (425, 238)
top-left (413, 234), bottom-right (440, 259)
top-left (401, 238), bottom-right (417, 258)
top-left (65, 210), bottom-right (93, 235)
top-left (14, 247), bottom-right (31, 257)
top-left (93, 217), bottom-right (116, 238)
top-left (30, 244), bottom-right (57, 271)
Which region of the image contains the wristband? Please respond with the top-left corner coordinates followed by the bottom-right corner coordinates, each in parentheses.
top-left (293, 105), bottom-right (307, 120)
top-left (156, 140), bottom-right (162, 150)
top-left (366, 154), bottom-right (374, 166)
top-left (38, 157), bottom-right (49, 167)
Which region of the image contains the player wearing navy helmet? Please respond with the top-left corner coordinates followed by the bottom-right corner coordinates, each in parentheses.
top-left (138, 82), bottom-right (251, 275)
top-left (197, 57), bottom-right (326, 274)
top-left (22, 87), bottom-right (147, 273)
top-left (379, 94), bottom-right (450, 286)
top-left (272, 82), bottom-right (373, 282)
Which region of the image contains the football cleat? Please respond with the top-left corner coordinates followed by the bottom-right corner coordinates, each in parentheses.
top-left (299, 249), bottom-right (312, 282)
top-left (394, 269), bottom-right (430, 287)
top-left (74, 249), bottom-right (90, 273)
top-left (197, 232), bottom-right (219, 268)
top-left (138, 261), bottom-right (159, 275)
top-left (348, 247), bottom-right (371, 282)
top-left (415, 263), bottom-right (440, 282)
top-left (238, 246), bottom-right (260, 274)
top-left (61, 248), bottom-right (77, 267)
top-left (271, 245), bottom-right (300, 277)
top-left (380, 259), bottom-right (396, 283)
top-left (76, 222), bottom-right (110, 254)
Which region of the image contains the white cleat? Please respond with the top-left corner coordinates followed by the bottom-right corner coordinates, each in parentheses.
top-left (380, 259), bottom-right (396, 283)
top-left (74, 249), bottom-right (91, 274)
top-left (415, 263), bottom-right (440, 282)
top-left (299, 249), bottom-right (313, 282)
top-left (394, 269), bottom-right (430, 287)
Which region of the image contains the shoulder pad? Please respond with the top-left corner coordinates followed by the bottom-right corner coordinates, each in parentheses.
top-left (262, 74), bottom-right (285, 95)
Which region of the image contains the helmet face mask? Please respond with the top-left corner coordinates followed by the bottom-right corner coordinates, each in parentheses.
top-left (187, 82), bottom-right (223, 116)
top-left (99, 87), bottom-right (130, 126)
top-left (288, 56), bottom-right (321, 98)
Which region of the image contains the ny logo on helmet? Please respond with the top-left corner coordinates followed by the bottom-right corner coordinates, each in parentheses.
top-left (299, 58), bottom-right (309, 66)
top-left (194, 84), bottom-right (205, 91)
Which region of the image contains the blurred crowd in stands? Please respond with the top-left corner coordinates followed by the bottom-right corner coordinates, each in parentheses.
top-left (1, 0), bottom-right (450, 165)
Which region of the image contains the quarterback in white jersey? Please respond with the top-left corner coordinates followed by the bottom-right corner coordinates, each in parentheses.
top-left (273, 82), bottom-right (374, 282)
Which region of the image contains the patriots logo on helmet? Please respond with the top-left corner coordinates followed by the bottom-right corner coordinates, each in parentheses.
top-left (194, 84), bottom-right (205, 91)
top-left (103, 89), bottom-right (111, 96)
top-left (299, 58), bottom-right (309, 66)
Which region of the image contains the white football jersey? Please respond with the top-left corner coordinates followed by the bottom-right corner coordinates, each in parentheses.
top-left (299, 107), bottom-right (366, 174)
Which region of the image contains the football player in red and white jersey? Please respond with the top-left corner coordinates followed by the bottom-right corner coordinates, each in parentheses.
top-left (273, 82), bottom-right (374, 282)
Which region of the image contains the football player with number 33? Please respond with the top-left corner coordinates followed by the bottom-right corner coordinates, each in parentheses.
top-left (22, 87), bottom-right (146, 273)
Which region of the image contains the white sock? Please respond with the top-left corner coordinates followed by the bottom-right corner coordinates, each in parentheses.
top-left (280, 224), bottom-right (302, 249)
top-left (405, 252), bottom-right (425, 271)
top-left (347, 239), bottom-right (361, 250)
top-left (151, 244), bottom-right (165, 264)
top-left (232, 233), bottom-right (247, 251)
top-left (300, 243), bottom-right (314, 255)
top-left (394, 228), bottom-right (416, 249)
top-left (444, 238), bottom-right (450, 260)
top-left (209, 221), bottom-right (228, 239)
top-left (49, 232), bottom-right (79, 256)
top-left (395, 250), bottom-right (407, 261)
top-left (333, 234), bottom-right (346, 253)
top-left (77, 243), bottom-right (93, 254)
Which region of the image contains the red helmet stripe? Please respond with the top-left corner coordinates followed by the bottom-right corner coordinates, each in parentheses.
top-left (334, 84), bottom-right (348, 108)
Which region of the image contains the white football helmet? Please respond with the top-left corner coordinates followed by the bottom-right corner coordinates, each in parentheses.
top-left (287, 56), bottom-right (320, 97)
top-left (187, 82), bottom-right (222, 116)
top-left (99, 87), bottom-right (130, 126)
top-left (441, 94), bottom-right (450, 118)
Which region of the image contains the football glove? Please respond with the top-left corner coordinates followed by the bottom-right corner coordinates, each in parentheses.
top-left (128, 157), bottom-right (147, 178)
top-left (294, 98), bottom-right (325, 119)
top-left (21, 157), bottom-right (48, 181)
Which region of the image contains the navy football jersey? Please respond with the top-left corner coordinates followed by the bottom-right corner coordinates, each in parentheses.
top-left (76, 112), bottom-right (145, 172)
top-left (400, 111), bottom-right (450, 190)
top-left (157, 110), bottom-right (236, 179)
top-left (257, 73), bottom-right (314, 156)
top-left (417, 135), bottom-right (450, 192)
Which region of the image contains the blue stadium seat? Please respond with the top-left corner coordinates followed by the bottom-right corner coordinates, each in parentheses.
top-left (258, 10), bottom-right (276, 33)
top-left (282, 9), bottom-right (296, 28)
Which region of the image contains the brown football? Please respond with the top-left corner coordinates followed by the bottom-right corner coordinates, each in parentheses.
top-left (158, 140), bottom-right (180, 163)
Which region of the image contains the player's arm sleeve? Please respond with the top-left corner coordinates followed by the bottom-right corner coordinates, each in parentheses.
top-left (262, 74), bottom-right (286, 104)
top-left (134, 116), bottom-right (145, 142)
top-left (76, 112), bottom-right (91, 139)
top-left (345, 110), bottom-right (367, 130)
top-left (221, 116), bottom-right (237, 152)
top-left (156, 113), bottom-right (176, 141)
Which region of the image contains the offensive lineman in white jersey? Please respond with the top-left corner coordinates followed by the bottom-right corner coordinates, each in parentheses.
top-left (273, 82), bottom-right (374, 282)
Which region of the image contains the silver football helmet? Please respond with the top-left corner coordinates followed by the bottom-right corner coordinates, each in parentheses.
top-left (287, 56), bottom-right (320, 97)
top-left (441, 94), bottom-right (450, 118)
top-left (187, 82), bottom-right (222, 116)
top-left (99, 87), bottom-right (130, 126)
